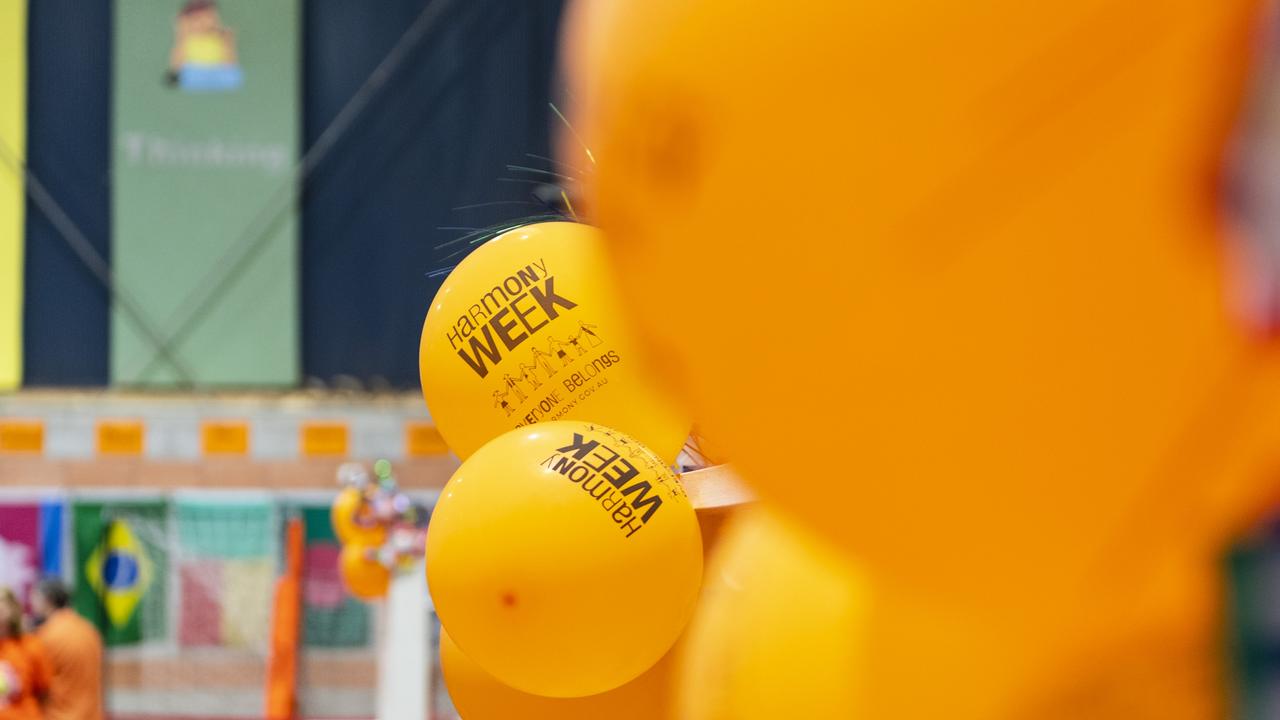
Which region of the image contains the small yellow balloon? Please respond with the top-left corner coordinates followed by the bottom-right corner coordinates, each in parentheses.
top-left (331, 487), bottom-right (386, 547)
top-left (440, 630), bottom-right (675, 720)
top-left (419, 221), bottom-right (690, 462)
top-left (679, 507), bottom-right (868, 720)
top-left (427, 421), bottom-right (702, 697)
top-left (339, 542), bottom-right (390, 601)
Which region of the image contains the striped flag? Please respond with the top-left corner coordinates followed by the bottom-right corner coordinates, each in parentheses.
top-left (0, 499), bottom-right (64, 603)
top-left (173, 498), bottom-right (276, 649)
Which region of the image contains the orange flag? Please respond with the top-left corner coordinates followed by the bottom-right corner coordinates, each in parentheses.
top-left (265, 517), bottom-right (304, 720)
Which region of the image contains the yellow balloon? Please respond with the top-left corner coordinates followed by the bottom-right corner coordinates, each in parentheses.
top-left (339, 542), bottom-right (390, 601)
top-left (426, 421), bottom-right (702, 697)
top-left (679, 507), bottom-right (869, 720)
top-left (419, 221), bottom-right (690, 462)
top-left (440, 630), bottom-right (675, 720)
top-left (331, 487), bottom-right (386, 547)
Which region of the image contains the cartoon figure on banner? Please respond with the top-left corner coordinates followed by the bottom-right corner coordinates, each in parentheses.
top-left (166, 0), bottom-right (243, 92)
top-left (331, 460), bottom-right (430, 600)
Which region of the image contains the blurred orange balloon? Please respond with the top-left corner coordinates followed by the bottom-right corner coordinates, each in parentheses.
top-left (568, 0), bottom-right (1271, 608)
top-left (331, 487), bottom-right (386, 547)
top-left (679, 508), bottom-right (868, 720)
top-left (567, 0), bottom-right (1280, 715)
top-left (339, 542), bottom-right (389, 601)
top-left (440, 630), bottom-right (675, 720)
top-left (419, 221), bottom-right (690, 463)
top-left (426, 421), bottom-right (702, 697)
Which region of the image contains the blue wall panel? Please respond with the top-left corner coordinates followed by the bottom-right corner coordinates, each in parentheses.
top-left (301, 0), bottom-right (566, 389)
top-left (23, 0), bottom-right (112, 386)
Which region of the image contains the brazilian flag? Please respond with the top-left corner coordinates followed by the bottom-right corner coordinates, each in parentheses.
top-left (73, 500), bottom-right (168, 646)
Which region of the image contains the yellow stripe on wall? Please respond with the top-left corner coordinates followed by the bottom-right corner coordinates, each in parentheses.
top-left (0, 0), bottom-right (26, 390)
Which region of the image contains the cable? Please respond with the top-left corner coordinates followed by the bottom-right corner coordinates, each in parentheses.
top-left (134, 0), bottom-right (467, 382)
top-left (0, 136), bottom-right (195, 383)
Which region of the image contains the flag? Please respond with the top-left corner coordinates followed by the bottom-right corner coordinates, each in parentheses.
top-left (265, 516), bottom-right (303, 720)
top-left (0, 499), bottom-right (65, 602)
top-left (173, 499), bottom-right (276, 649)
top-left (73, 500), bottom-right (167, 646)
top-left (297, 505), bottom-right (369, 648)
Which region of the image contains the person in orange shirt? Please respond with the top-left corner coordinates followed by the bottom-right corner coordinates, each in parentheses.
top-left (0, 588), bottom-right (49, 720)
top-left (29, 580), bottom-right (102, 720)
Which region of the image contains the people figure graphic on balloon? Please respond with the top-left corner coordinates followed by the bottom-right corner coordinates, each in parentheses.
top-left (578, 320), bottom-right (603, 347)
top-left (518, 361), bottom-right (543, 390)
top-left (547, 337), bottom-right (573, 366)
top-left (492, 389), bottom-right (515, 416)
top-left (530, 347), bottom-right (558, 378)
top-left (503, 373), bottom-right (529, 403)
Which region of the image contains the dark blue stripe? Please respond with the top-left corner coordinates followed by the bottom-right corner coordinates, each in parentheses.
top-left (23, 0), bottom-right (112, 386)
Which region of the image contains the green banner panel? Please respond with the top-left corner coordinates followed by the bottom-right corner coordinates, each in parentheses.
top-left (112, 0), bottom-right (299, 386)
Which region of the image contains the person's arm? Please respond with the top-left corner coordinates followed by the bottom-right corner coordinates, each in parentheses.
top-left (222, 28), bottom-right (238, 64)
top-left (19, 635), bottom-right (52, 705)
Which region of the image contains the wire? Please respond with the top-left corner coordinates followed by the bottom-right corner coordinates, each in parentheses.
top-left (134, 0), bottom-right (467, 383)
top-left (0, 137), bottom-right (195, 383)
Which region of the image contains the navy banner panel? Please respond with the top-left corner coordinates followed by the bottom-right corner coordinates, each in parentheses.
top-left (301, 0), bottom-right (566, 389)
top-left (23, 0), bottom-right (113, 386)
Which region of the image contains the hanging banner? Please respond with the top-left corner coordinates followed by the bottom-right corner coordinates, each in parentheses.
top-left (0, 499), bottom-right (62, 604)
top-left (174, 498), bottom-right (277, 649)
top-left (72, 500), bottom-right (169, 646)
top-left (112, 0), bottom-right (300, 386)
top-left (0, 0), bottom-right (26, 390)
top-left (296, 505), bottom-right (371, 648)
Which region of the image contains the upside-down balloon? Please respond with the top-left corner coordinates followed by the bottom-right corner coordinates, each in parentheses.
top-left (440, 630), bottom-right (676, 720)
top-left (567, 0), bottom-right (1280, 715)
top-left (419, 222), bottom-right (690, 462)
top-left (426, 421), bottom-right (702, 697)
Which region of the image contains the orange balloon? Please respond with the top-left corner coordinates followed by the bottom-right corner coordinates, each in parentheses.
top-left (339, 542), bottom-right (390, 601)
top-left (331, 487), bottom-right (386, 547)
top-left (569, 0), bottom-right (1270, 606)
top-left (567, 0), bottom-right (1280, 716)
top-left (419, 221), bottom-right (690, 462)
top-left (440, 630), bottom-right (675, 720)
top-left (426, 421), bottom-right (702, 697)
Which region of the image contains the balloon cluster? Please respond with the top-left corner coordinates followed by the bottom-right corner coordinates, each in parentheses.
top-left (331, 459), bottom-right (428, 601)
top-left (419, 221), bottom-right (702, 716)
